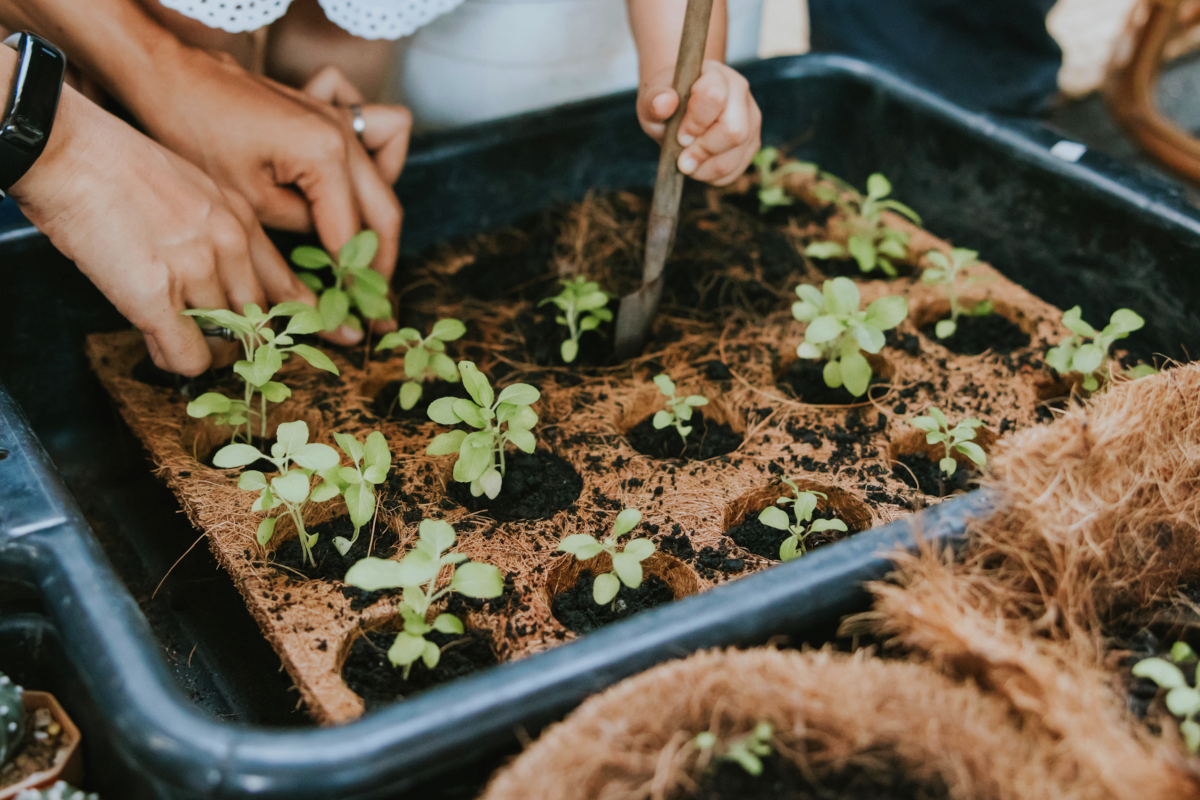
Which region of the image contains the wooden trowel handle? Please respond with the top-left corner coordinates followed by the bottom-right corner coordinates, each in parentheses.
top-left (642, 0), bottom-right (714, 285)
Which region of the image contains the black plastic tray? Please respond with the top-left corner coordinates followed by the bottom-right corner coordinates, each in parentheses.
top-left (3, 54), bottom-right (1200, 799)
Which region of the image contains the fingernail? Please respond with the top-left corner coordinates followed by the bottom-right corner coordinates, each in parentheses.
top-left (337, 324), bottom-right (363, 343)
top-left (679, 155), bottom-right (698, 174)
top-left (678, 133), bottom-right (695, 147)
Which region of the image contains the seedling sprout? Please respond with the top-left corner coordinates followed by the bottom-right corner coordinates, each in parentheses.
top-left (558, 509), bottom-right (656, 605)
top-left (693, 722), bottom-right (775, 777)
top-left (920, 248), bottom-right (993, 339)
top-left (376, 318), bottom-right (465, 410)
top-left (184, 303), bottom-right (339, 443)
top-left (426, 362), bottom-right (540, 500)
top-left (751, 147), bottom-right (816, 214)
top-left (792, 277), bottom-right (908, 397)
top-left (757, 479), bottom-right (847, 561)
top-left (804, 173), bottom-right (920, 277)
top-left (344, 519), bottom-right (504, 678)
top-left (290, 231), bottom-right (391, 333)
top-left (213, 420), bottom-right (341, 567)
top-left (652, 374), bottom-right (709, 442)
top-left (538, 276), bottom-right (612, 363)
top-left (1046, 306), bottom-right (1146, 392)
top-left (1133, 642), bottom-right (1200, 753)
top-left (911, 408), bottom-right (986, 478)
top-left (318, 431), bottom-right (392, 555)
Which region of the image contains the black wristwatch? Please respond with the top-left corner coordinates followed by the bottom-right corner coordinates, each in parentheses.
top-left (0, 32), bottom-right (66, 198)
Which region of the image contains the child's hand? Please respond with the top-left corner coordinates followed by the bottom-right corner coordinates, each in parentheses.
top-left (637, 59), bottom-right (761, 186)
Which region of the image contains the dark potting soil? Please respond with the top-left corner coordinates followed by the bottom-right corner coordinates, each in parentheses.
top-left (370, 378), bottom-right (469, 422)
top-left (892, 453), bottom-right (973, 498)
top-left (131, 353), bottom-right (229, 395)
top-left (1108, 582), bottom-right (1200, 720)
top-left (551, 573), bottom-right (674, 634)
top-left (449, 211), bottom-right (561, 301)
top-left (626, 410), bottom-right (743, 460)
top-left (204, 434), bottom-right (278, 474)
top-left (777, 360), bottom-right (888, 406)
top-left (726, 505), bottom-right (856, 561)
top-left (694, 756), bottom-right (942, 800)
top-left (921, 313), bottom-right (1030, 356)
top-left (811, 256), bottom-right (916, 280)
top-left (512, 306), bottom-right (615, 367)
top-left (721, 188), bottom-right (835, 230)
top-left (0, 707), bottom-right (68, 791)
top-left (447, 449), bottom-right (583, 521)
top-left (342, 628), bottom-right (498, 710)
top-left (270, 515), bottom-right (401, 589)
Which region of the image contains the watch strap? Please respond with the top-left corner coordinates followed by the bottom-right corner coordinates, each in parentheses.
top-left (0, 32), bottom-right (66, 196)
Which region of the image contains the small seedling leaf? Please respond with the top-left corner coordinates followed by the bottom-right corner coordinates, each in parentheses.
top-left (427, 430), bottom-right (468, 456)
top-left (319, 288), bottom-right (351, 331)
top-left (364, 431), bottom-right (390, 471)
top-left (289, 344), bottom-right (339, 375)
top-left (804, 241), bottom-right (847, 259)
top-left (339, 231), bottom-right (379, 270)
top-left (344, 483), bottom-right (376, 528)
top-left (559, 535), bottom-right (604, 560)
top-left (293, 443), bottom-right (340, 471)
top-left (653, 374), bottom-right (676, 397)
top-left (804, 315), bottom-right (844, 344)
top-left (433, 614), bottom-right (464, 635)
top-left (507, 428), bottom-right (536, 454)
top-left (291, 246), bottom-right (333, 269)
top-left (612, 508), bottom-right (642, 537)
top-left (652, 410), bottom-right (673, 430)
top-left (623, 538), bottom-right (656, 561)
top-left (797, 341), bottom-right (823, 360)
top-left (955, 441), bottom-right (987, 467)
top-left (840, 352), bottom-right (872, 397)
top-left (612, 552), bottom-right (643, 588)
top-left (308, 479), bottom-right (341, 504)
top-left (260, 381), bottom-right (291, 403)
top-left (865, 295), bottom-right (909, 331)
top-left (593, 572), bottom-right (621, 605)
top-left (271, 470), bottom-right (312, 504)
top-left (1133, 657), bottom-right (1188, 689)
top-left (388, 632), bottom-right (427, 668)
top-left (428, 397), bottom-right (463, 425)
top-left (758, 506), bottom-right (790, 530)
top-left (561, 339), bottom-right (578, 363)
top-left (405, 346), bottom-right (430, 380)
top-left (1167, 686), bottom-right (1200, 718)
top-left (214, 444), bottom-right (265, 469)
top-left (479, 468), bottom-right (503, 499)
top-left (935, 319), bottom-right (957, 339)
top-left (450, 562), bottom-right (504, 598)
top-left (498, 384), bottom-right (540, 407)
top-left (1183, 720), bottom-right (1200, 754)
top-left (256, 517), bottom-right (277, 546)
top-left (1173, 642), bottom-right (1198, 663)
top-left (187, 392), bottom-right (232, 418)
top-left (239, 470), bottom-right (269, 491)
top-left (939, 457), bottom-right (958, 477)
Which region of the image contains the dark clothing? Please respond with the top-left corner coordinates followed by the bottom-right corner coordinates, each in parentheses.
top-left (808, 0), bottom-right (1063, 115)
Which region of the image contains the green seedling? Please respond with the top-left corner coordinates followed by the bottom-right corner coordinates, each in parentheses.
top-left (911, 408), bottom-right (986, 478)
top-left (792, 277), bottom-right (908, 397)
top-left (1046, 306), bottom-right (1147, 393)
top-left (315, 431), bottom-right (393, 556)
top-left (693, 722), bottom-right (775, 777)
top-left (751, 147), bottom-right (817, 213)
top-left (376, 318), bottom-right (465, 410)
top-left (538, 276), bottom-right (612, 363)
top-left (290, 230), bottom-right (391, 333)
top-left (652, 374), bottom-right (709, 443)
top-left (0, 672), bottom-right (24, 766)
top-left (805, 173), bottom-right (920, 277)
top-left (426, 362), bottom-right (539, 500)
top-left (757, 479), bottom-right (848, 561)
top-left (920, 248), bottom-right (993, 338)
top-left (558, 509), bottom-right (656, 605)
top-left (344, 518), bottom-right (504, 678)
top-left (214, 420), bottom-right (341, 567)
top-left (1133, 642), bottom-right (1200, 753)
top-left (185, 303), bottom-right (338, 444)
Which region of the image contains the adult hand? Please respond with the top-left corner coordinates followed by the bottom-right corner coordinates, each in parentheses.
top-left (637, 59), bottom-right (761, 186)
top-left (137, 49), bottom-right (410, 309)
top-left (9, 83), bottom-right (315, 376)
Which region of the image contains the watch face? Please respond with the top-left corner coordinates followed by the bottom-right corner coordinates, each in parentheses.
top-left (2, 37), bottom-right (64, 153)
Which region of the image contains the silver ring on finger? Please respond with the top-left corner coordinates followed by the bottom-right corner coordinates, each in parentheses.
top-left (349, 103), bottom-right (366, 142)
top-left (198, 323), bottom-right (236, 342)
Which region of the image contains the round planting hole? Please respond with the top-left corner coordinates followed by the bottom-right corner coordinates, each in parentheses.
top-left (911, 298), bottom-right (1032, 356)
top-left (619, 384), bottom-right (744, 461)
top-left (367, 375), bottom-right (468, 423)
top-left (774, 351), bottom-right (895, 407)
top-left (546, 551), bottom-right (699, 634)
top-left (341, 623), bottom-right (498, 711)
top-left (269, 515), bottom-right (402, 586)
top-left (888, 427), bottom-right (996, 498)
top-left (723, 480), bottom-right (873, 561)
top-left (446, 449), bottom-right (582, 521)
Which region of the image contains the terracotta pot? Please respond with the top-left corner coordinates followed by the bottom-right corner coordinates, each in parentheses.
top-left (0, 692), bottom-right (82, 799)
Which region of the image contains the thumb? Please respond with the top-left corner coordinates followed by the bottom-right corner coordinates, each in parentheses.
top-left (638, 86), bottom-right (679, 140)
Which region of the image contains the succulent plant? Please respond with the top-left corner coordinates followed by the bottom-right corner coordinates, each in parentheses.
top-left (0, 672), bottom-right (25, 765)
top-left (15, 782), bottom-right (100, 800)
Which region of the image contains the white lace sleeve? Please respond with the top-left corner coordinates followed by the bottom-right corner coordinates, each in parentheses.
top-left (157, 0), bottom-right (467, 39)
